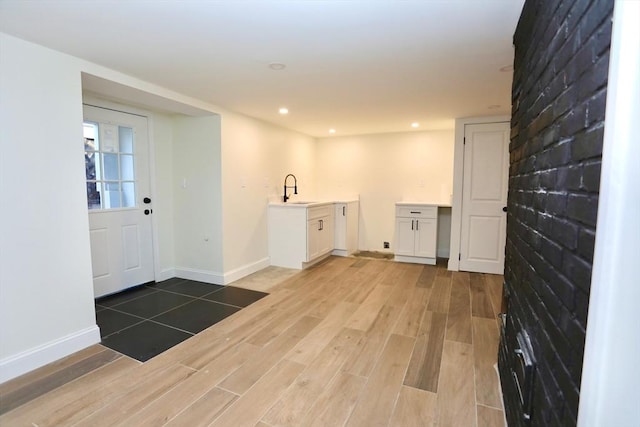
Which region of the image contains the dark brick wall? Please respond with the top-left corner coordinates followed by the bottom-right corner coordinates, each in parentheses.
top-left (499, 1), bottom-right (613, 426)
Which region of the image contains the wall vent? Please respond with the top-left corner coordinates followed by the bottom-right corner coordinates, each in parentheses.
top-left (513, 330), bottom-right (536, 423)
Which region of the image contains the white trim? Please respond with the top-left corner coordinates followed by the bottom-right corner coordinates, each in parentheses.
top-left (394, 255), bottom-right (436, 265)
top-left (301, 252), bottom-right (333, 269)
top-left (82, 93), bottom-right (156, 119)
top-left (157, 268), bottom-right (176, 282)
top-left (146, 113), bottom-right (163, 283)
top-left (174, 267), bottom-right (224, 285)
top-left (578, 2), bottom-right (640, 425)
top-left (448, 115), bottom-right (510, 271)
top-left (0, 326), bottom-right (100, 384)
top-left (223, 257), bottom-right (270, 285)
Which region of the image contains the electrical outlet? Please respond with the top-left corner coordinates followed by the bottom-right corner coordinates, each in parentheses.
top-left (383, 241), bottom-right (390, 249)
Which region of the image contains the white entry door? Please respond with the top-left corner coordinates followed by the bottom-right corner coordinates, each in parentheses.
top-left (83, 105), bottom-right (154, 297)
top-left (459, 122), bottom-right (509, 274)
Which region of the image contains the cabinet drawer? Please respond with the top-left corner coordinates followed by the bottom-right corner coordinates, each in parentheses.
top-left (308, 205), bottom-right (332, 220)
top-left (396, 205), bottom-right (437, 219)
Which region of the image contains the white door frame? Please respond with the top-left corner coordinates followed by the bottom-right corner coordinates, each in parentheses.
top-left (448, 115), bottom-right (510, 272)
top-left (82, 94), bottom-right (162, 287)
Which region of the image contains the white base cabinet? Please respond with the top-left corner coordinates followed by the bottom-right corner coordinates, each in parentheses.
top-left (333, 201), bottom-right (359, 256)
top-left (307, 205), bottom-right (334, 262)
top-left (268, 203), bottom-right (334, 269)
top-left (394, 203), bottom-right (438, 265)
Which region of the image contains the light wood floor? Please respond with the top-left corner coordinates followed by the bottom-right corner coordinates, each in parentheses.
top-left (0, 256), bottom-right (505, 427)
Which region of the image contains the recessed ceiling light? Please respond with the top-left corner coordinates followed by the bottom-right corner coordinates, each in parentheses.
top-left (329, 129), bottom-right (336, 134)
top-left (279, 107), bottom-right (289, 115)
top-left (500, 64), bottom-right (514, 72)
top-left (411, 122), bottom-right (420, 128)
top-left (269, 62), bottom-right (286, 71)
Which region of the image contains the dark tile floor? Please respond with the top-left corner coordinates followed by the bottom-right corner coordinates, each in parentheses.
top-left (95, 278), bottom-right (268, 362)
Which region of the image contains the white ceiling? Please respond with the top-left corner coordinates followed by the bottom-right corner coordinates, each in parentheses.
top-left (0, 0), bottom-right (524, 137)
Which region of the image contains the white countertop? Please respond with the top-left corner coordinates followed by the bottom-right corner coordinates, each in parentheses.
top-left (269, 198), bottom-right (358, 207)
top-left (269, 201), bottom-right (334, 207)
top-left (396, 201), bottom-right (452, 208)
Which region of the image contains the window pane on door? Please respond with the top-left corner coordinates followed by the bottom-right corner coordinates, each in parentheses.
top-left (121, 154), bottom-right (134, 181)
top-left (122, 182), bottom-right (135, 207)
top-left (119, 126), bottom-right (133, 153)
top-left (84, 122), bottom-right (102, 209)
top-left (87, 181), bottom-right (101, 209)
top-left (83, 121), bottom-right (136, 210)
top-left (104, 182), bottom-right (121, 209)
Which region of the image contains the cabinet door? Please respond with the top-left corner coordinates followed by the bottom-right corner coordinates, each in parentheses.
top-left (307, 219), bottom-right (321, 261)
top-left (334, 204), bottom-right (347, 250)
top-left (395, 217), bottom-right (416, 256)
top-left (346, 202), bottom-right (359, 253)
top-left (319, 215), bottom-right (334, 255)
top-left (415, 218), bottom-right (437, 258)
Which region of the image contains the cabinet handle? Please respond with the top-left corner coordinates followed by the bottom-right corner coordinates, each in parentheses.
top-left (410, 211), bottom-right (421, 214)
top-left (319, 219), bottom-right (323, 231)
top-left (411, 220), bottom-right (414, 230)
top-left (343, 206), bottom-right (346, 216)
top-left (416, 220), bottom-right (419, 230)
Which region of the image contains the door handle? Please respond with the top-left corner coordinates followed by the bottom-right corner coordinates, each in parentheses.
top-left (144, 209), bottom-right (152, 215)
top-left (143, 197), bottom-right (152, 204)
top-left (502, 206), bottom-right (508, 212)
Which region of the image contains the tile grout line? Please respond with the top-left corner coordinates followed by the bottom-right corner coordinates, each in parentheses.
top-left (99, 288), bottom-right (267, 340)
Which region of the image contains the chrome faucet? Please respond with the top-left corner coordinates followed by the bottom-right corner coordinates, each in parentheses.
top-left (283, 174), bottom-right (298, 202)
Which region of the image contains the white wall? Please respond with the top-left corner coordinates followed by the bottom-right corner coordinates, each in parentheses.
top-left (315, 130), bottom-right (454, 254)
top-left (0, 34), bottom-right (99, 381)
top-left (220, 113), bottom-right (316, 281)
top-left (0, 33), bottom-right (229, 382)
top-left (172, 115), bottom-right (224, 282)
top-left (150, 112), bottom-right (177, 279)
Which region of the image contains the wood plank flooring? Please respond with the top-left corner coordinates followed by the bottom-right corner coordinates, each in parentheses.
top-left (0, 256), bottom-right (505, 426)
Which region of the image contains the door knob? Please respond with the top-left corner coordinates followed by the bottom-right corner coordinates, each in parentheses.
top-left (143, 197), bottom-right (152, 204)
top-left (502, 206), bottom-right (508, 212)
top-left (144, 209), bottom-right (151, 215)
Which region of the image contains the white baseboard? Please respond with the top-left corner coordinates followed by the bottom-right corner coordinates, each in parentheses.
top-left (0, 325), bottom-right (101, 384)
top-left (223, 257), bottom-right (270, 285)
top-left (156, 268), bottom-right (176, 282)
top-left (170, 258), bottom-right (272, 286)
top-left (394, 255), bottom-right (437, 265)
top-left (302, 252), bottom-right (332, 268)
top-left (174, 267), bottom-right (224, 285)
